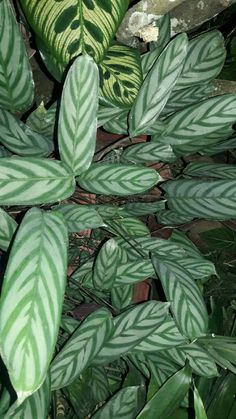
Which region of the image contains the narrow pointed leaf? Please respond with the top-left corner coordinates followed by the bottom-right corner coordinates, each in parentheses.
top-left (58, 56), bottom-right (99, 174)
top-left (0, 1), bottom-right (34, 111)
top-left (97, 104), bottom-right (124, 128)
top-left (122, 142), bottom-right (176, 163)
top-left (26, 102), bottom-right (57, 141)
top-left (0, 157), bottom-right (75, 205)
top-left (184, 162), bottom-right (236, 179)
top-left (0, 208), bottom-right (68, 399)
top-left (93, 239), bottom-right (119, 289)
top-left (129, 34), bottom-right (188, 137)
top-left (92, 386), bottom-right (140, 419)
top-left (0, 208), bottom-right (17, 251)
top-left (77, 163), bottom-right (160, 196)
top-left (157, 210), bottom-right (194, 225)
top-left (103, 110), bottom-right (128, 134)
top-left (194, 385), bottom-right (208, 419)
top-left (53, 204), bottom-right (105, 232)
top-left (111, 284), bottom-right (133, 310)
top-left (50, 308), bottom-right (113, 390)
top-left (105, 217), bottom-right (150, 237)
top-left (123, 200), bottom-right (166, 216)
top-left (180, 343), bottom-right (218, 377)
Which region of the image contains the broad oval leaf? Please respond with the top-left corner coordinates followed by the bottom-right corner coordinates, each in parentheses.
top-left (53, 204), bottom-right (105, 232)
top-left (93, 239), bottom-right (119, 290)
top-left (122, 142), bottom-right (176, 163)
top-left (129, 34), bottom-right (188, 137)
top-left (0, 208), bottom-right (17, 251)
top-left (92, 386), bottom-right (140, 419)
top-left (0, 157), bottom-right (75, 205)
top-left (50, 308), bottom-right (113, 390)
top-left (0, 208), bottom-right (68, 400)
top-left (0, 1), bottom-right (34, 111)
top-left (184, 162), bottom-right (236, 179)
top-left (58, 55), bottom-right (99, 175)
top-left (77, 163), bottom-right (160, 196)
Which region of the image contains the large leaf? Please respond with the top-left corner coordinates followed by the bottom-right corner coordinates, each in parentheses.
top-left (53, 204), bottom-right (105, 232)
top-left (122, 142), bottom-right (176, 163)
top-left (0, 1), bottom-right (34, 111)
top-left (129, 34), bottom-right (188, 137)
top-left (137, 364), bottom-right (192, 419)
top-left (0, 208), bottom-right (17, 251)
top-left (99, 44), bottom-right (142, 108)
top-left (163, 179), bottom-right (236, 219)
top-left (92, 386), bottom-right (140, 419)
top-left (20, 0), bottom-right (129, 66)
top-left (0, 208), bottom-right (68, 400)
top-left (77, 163), bottom-right (160, 196)
top-left (50, 308), bottom-right (113, 390)
top-left (152, 256), bottom-right (208, 340)
top-left (93, 239), bottom-right (119, 290)
top-left (184, 162), bottom-right (236, 179)
top-left (200, 136), bottom-right (236, 156)
top-left (0, 109), bottom-right (53, 157)
top-left (180, 343), bottom-right (218, 377)
top-left (0, 157), bottom-right (75, 205)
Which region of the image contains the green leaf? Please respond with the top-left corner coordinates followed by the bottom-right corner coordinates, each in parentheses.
top-left (0, 146), bottom-right (12, 157)
top-left (137, 364), bottom-right (192, 419)
top-left (93, 239), bottom-right (119, 290)
top-left (129, 34), bottom-right (188, 137)
top-left (20, 0), bottom-right (129, 66)
top-left (51, 308), bottom-right (113, 390)
top-left (199, 136), bottom-right (236, 156)
top-left (157, 210), bottom-right (194, 225)
top-left (0, 109), bottom-right (53, 157)
top-left (53, 204), bottom-right (105, 232)
top-left (26, 102), bottom-right (57, 141)
top-left (0, 208), bottom-right (68, 400)
top-left (99, 44), bottom-right (142, 108)
top-left (105, 217), bottom-right (150, 237)
top-left (0, 208), bottom-right (17, 251)
top-left (123, 200), bottom-right (166, 216)
top-left (152, 256), bottom-right (208, 340)
top-left (194, 385), bottom-right (208, 419)
top-left (97, 104), bottom-right (124, 128)
top-left (103, 110), bottom-right (128, 134)
top-left (169, 230), bottom-right (201, 257)
top-left (200, 227), bottom-right (236, 251)
top-left (58, 55), bottom-right (99, 175)
top-left (0, 1), bottom-right (34, 111)
top-left (184, 162), bottom-right (236, 179)
top-left (175, 30), bottom-right (226, 89)
top-left (92, 386), bottom-right (140, 419)
top-left (0, 157), bottom-right (75, 205)
top-left (111, 284), bottom-right (133, 310)
top-left (122, 142), bottom-right (176, 164)
top-left (115, 259), bottom-right (155, 286)
top-left (163, 179), bottom-right (236, 219)
top-left (77, 163), bottom-right (160, 196)
top-left (36, 36), bottom-right (63, 82)
top-left (207, 372), bottom-right (236, 419)
top-left (180, 343), bottom-right (219, 377)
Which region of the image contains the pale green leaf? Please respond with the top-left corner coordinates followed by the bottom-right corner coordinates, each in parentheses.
top-left (26, 102), bottom-right (57, 141)
top-left (53, 204), bottom-right (105, 232)
top-left (93, 239), bottom-right (119, 290)
top-left (111, 284), bottom-right (133, 311)
top-left (105, 217), bottom-right (150, 237)
top-left (103, 110), bottom-right (128, 134)
top-left (180, 343), bottom-right (218, 378)
top-left (122, 142), bottom-right (176, 163)
top-left (184, 162), bottom-right (236, 179)
top-left (157, 210), bottom-right (194, 225)
top-left (0, 208), bottom-right (17, 251)
top-left (115, 259), bottom-right (155, 286)
top-left (92, 386), bottom-right (140, 419)
top-left (97, 104), bottom-right (124, 128)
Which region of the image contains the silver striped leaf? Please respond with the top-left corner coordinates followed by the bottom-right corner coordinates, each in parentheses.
top-left (93, 239), bottom-right (120, 290)
top-left (77, 163), bottom-right (160, 196)
top-left (0, 157), bottom-right (75, 205)
top-left (129, 34), bottom-right (188, 137)
top-left (103, 110), bottom-right (128, 134)
top-left (58, 55), bottom-right (99, 175)
top-left (156, 209), bottom-right (194, 225)
top-left (26, 102), bottom-right (57, 141)
top-left (104, 217), bottom-right (150, 237)
top-left (175, 30), bottom-right (226, 90)
top-left (0, 1), bottom-right (34, 111)
top-left (184, 162), bottom-right (236, 179)
top-left (180, 343), bottom-right (219, 377)
top-left (168, 229), bottom-right (201, 257)
top-left (115, 260), bottom-right (155, 286)
top-left (178, 258), bottom-right (216, 280)
top-left (111, 284), bottom-right (133, 311)
top-left (152, 256), bottom-right (208, 340)
top-left (50, 308), bottom-right (113, 390)
top-left (92, 386), bottom-right (140, 419)
top-left (123, 200), bottom-right (166, 216)
top-left (122, 142), bottom-right (177, 164)
top-left (200, 137), bottom-right (236, 156)
top-left (53, 204), bottom-right (105, 232)
top-left (97, 104), bottom-right (124, 128)
top-left (0, 208), bottom-right (17, 251)
top-left (0, 109), bottom-right (53, 157)
top-left (163, 179), bottom-right (236, 219)
top-left (0, 208), bottom-right (68, 401)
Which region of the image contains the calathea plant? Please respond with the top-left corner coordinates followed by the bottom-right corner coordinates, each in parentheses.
top-left (1, 1), bottom-right (236, 418)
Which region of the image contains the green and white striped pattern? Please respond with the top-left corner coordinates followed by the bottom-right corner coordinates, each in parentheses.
top-left (0, 1), bottom-right (34, 111)
top-left (152, 256), bottom-right (208, 340)
top-left (26, 102), bottom-right (57, 141)
top-left (93, 387), bottom-right (139, 419)
top-left (157, 209), bottom-right (194, 225)
top-left (163, 179), bottom-right (236, 219)
top-left (184, 162), bottom-right (236, 179)
top-left (179, 258), bottom-right (216, 280)
top-left (115, 259), bottom-right (155, 286)
top-left (0, 109), bottom-right (53, 157)
top-left (0, 157), bottom-right (75, 205)
top-left (20, 0), bottom-right (129, 66)
top-left (99, 44), bottom-right (142, 108)
top-left (58, 56), bottom-right (99, 175)
top-left (97, 104), bottom-right (124, 128)
top-left (169, 230), bottom-right (201, 257)
top-left (175, 30), bottom-right (226, 90)
top-left (200, 137), bottom-right (236, 156)
top-left (53, 204), bottom-right (104, 232)
top-left (77, 163), bottom-right (160, 196)
top-left (123, 200), bottom-right (166, 216)
top-left (0, 208), bottom-right (68, 399)
top-left (93, 239), bottom-right (119, 290)
top-left (111, 284), bottom-right (133, 311)
top-left (50, 308), bottom-right (113, 390)
top-left (105, 217), bottom-right (150, 237)
top-left (129, 34), bottom-right (188, 137)
top-left (180, 343), bottom-right (218, 377)
top-left (103, 110), bottom-right (128, 134)
top-left (122, 142), bottom-right (177, 164)
top-left (0, 208), bottom-right (17, 251)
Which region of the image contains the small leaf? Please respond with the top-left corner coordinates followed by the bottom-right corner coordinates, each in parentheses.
top-left (97, 104), bottom-right (124, 127)
top-left (105, 217), bottom-right (150, 237)
top-left (92, 386), bottom-right (140, 419)
top-left (157, 210), bottom-right (194, 225)
top-left (184, 162), bottom-right (236, 179)
top-left (0, 208), bottom-right (17, 251)
top-left (53, 204), bottom-right (105, 232)
top-left (103, 110), bottom-right (128, 134)
top-left (111, 284), bottom-right (133, 311)
top-left (26, 102), bottom-right (57, 141)
top-left (93, 239), bottom-right (119, 290)
top-left (122, 142), bottom-right (176, 163)
top-left (115, 259), bottom-right (155, 286)
top-left (180, 343), bottom-right (219, 377)
top-left (123, 200), bottom-right (166, 216)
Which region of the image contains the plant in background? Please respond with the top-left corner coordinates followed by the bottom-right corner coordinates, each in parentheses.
top-left (1, 1), bottom-right (236, 418)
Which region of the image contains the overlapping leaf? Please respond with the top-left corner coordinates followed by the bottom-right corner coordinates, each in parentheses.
top-left (0, 157), bottom-right (75, 205)
top-left (0, 208), bottom-right (17, 251)
top-left (26, 102), bottom-right (57, 141)
top-left (105, 217), bottom-right (150, 237)
top-left (97, 103), bottom-right (124, 127)
top-left (0, 208), bottom-right (68, 399)
top-left (0, 1), bottom-right (34, 111)
top-left (184, 162), bottom-right (236, 179)
top-left (123, 200), bottom-right (166, 216)
top-left (115, 259), bottom-right (155, 285)
top-left (53, 204), bottom-right (105, 232)
top-left (111, 284), bottom-right (133, 310)
top-left (93, 239), bottom-right (119, 289)
top-left (103, 110), bottom-right (128, 134)
top-left (194, 385), bottom-right (208, 419)
top-left (157, 209), bottom-right (194, 225)
top-left (180, 343), bottom-right (218, 377)
top-left (122, 142), bottom-right (176, 163)
top-left (92, 386), bottom-right (140, 419)
top-left (77, 163), bottom-right (160, 196)
top-left (129, 34), bottom-right (188, 137)
top-left (200, 137), bottom-right (236, 156)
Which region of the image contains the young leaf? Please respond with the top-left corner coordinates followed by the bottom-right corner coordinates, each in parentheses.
top-left (129, 34), bottom-right (188, 137)
top-left (92, 386), bottom-right (140, 419)
top-left (184, 162), bottom-right (236, 179)
top-left (0, 1), bottom-right (34, 111)
top-left (26, 102), bottom-right (57, 141)
top-left (0, 208), bottom-right (17, 251)
top-left (77, 163), bottom-right (160, 196)
top-left (58, 55), bottom-right (99, 175)
top-left (122, 142), bottom-right (176, 163)
top-left (93, 239), bottom-right (119, 290)
top-left (0, 208), bottom-right (68, 400)
top-left (0, 157), bottom-right (75, 205)
top-left (194, 385), bottom-right (208, 419)
top-left (50, 308), bottom-right (113, 390)
top-left (137, 364), bottom-right (192, 419)
top-left (53, 204), bottom-right (105, 232)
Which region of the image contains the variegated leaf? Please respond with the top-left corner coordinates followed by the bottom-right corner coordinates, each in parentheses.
top-left (0, 109), bottom-right (53, 157)
top-left (123, 200), bottom-right (166, 216)
top-left (71, 259), bottom-right (94, 288)
top-left (115, 260), bottom-right (155, 285)
top-left (168, 229), bottom-right (201, 257)
top-left (129, 34), bottom-right (188, 137)
top-left (0, 145), bottom-right (12, 157)
top-left (97, 103), bottom-right (124, 128)
top-left (26, 102), bottom-right (57, 141)
top-left (122, 142), bottom-right (176, 163)
top-left (92, 386), bottom-right (139, 419)
top-left (50, 308), bottom-right (113, 390)
top-left (179, 258), bottom-right (216, 280)
top-left (157, 209), bottom-right (194, 225)
top-left (111, 284), bottom-right (133, 311)
top-left (0, 1), bottom-right (34, 111)
top-left (0, 157), bottom-right (75, 205)
top-left (99, 44), bottom-right (142, 108)
top-left (58, 55), bottom-right (99, 175)
top-left (104, 217), bottom-right (150, 237)
top-left (0, 208), bottom-right (17, 251)
top-left (152, 256), bottom-right (208, 340)
top-left (184, 162), bottom-right (236, 179)
top-left (20, 0), bottom-right (129, 66)
top-left (200, 137), bottom-right (236, 156)
top-left (0, 208), bottom-right (68, 400)
top-left (180, 343), bottom-right (219, 377)
top-left (103, 110), bottom-right (128, 134)
top-left (53, 204), bottom-right (105, 232)
top-left (77, 163), bottom-right (160, 196)
top-left (93, 239), bottom-right (119, 290)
